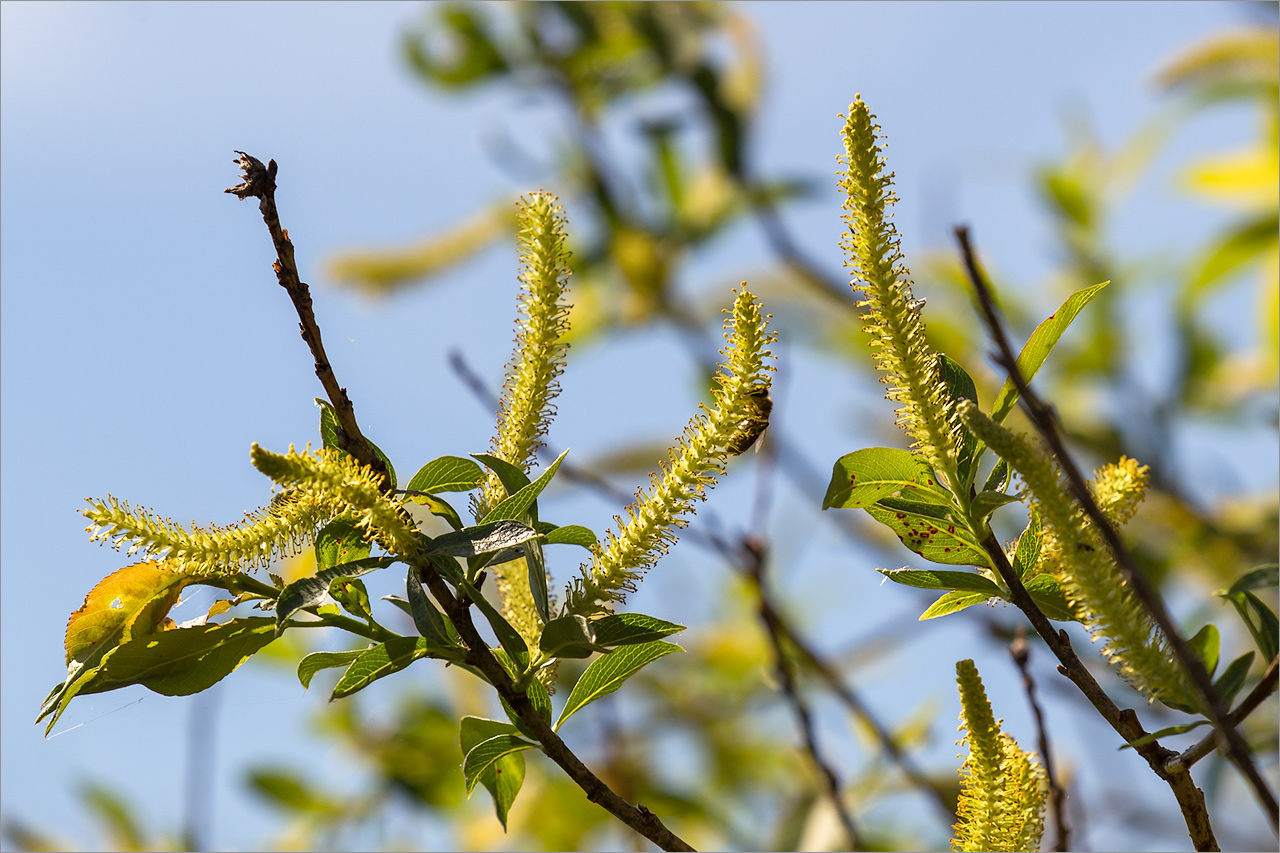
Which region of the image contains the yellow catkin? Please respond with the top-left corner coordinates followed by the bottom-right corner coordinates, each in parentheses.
top-left (564, 289), bottom-right (774, 617)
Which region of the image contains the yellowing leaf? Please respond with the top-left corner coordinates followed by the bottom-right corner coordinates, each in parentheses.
top-left (64, 562), bottom-right (194, 666)
top-left (1182, 147), bottom-right (1279, 206)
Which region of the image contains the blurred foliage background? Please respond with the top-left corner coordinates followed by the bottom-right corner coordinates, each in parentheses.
top-left (5, 2), bottom-right (1276, 851)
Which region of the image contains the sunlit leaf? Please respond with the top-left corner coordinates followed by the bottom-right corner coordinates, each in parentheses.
top-left (555, 641), bottom-right (682, 731)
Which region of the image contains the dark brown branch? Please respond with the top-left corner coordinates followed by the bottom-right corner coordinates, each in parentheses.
top-left (226, 151), bottom-right (390, 488)
top-left (1009, 626), bottom-right (1070, 851)
top-left (1177, 655), bottom-right (1279, 771)
top-left (955, 224), bottom-right (1277, 834)
top-left (978, 529), bottom-right (1219, 850)
top-left (740, 535), bottom-right (864, 851)
top-left (229, 158), bottom-right (692, 850)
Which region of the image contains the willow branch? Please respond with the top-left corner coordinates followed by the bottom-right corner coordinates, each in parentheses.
top-left (1178, 655), bottom-right (1279, 771)
top-left (227, 160), bottom-right (691, 850)
top-left (225, 152), bottom-right (389, 488)
top-left (1009, 626), bottom-right (1070, 851)
top-left (955, 225), bottom-right (1277, 833)
top-left (978, 530), bottom-right (1218, 850)
top-left (413, 558), bottom-right (695, 851)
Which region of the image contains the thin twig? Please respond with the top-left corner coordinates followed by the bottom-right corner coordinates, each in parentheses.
top-left (229, 157), bottom-right (693, 851)
top-left (955, 224), bottom-right (1278, 834)
top-left (1177, 655), bottom-right (1279, 771)
top-left (225, 152), bottom-right (390, 488)
top-left (1010, 625), bottom-right (1070, 851)
top-left (741, 536), bottom-right (864, 851)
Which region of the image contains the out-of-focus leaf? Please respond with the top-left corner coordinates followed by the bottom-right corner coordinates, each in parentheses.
top-left (329, 206), bottom-right (513, 294)
top-left (247, 769), bottom-right (337, 814)
top-left (1183, 212), bottom-right (1279, 302)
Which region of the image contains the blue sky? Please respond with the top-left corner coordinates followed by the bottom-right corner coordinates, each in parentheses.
top-left (3, 2), bottom-right (1274, 850)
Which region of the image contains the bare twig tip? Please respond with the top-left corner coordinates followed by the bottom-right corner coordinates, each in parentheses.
top-left (224, 151), bottom-right (275, 200)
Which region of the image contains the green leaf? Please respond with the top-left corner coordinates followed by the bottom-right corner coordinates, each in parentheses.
top-left (461, 581), bottom-right (529, 668)
top-left (876, 568), bottom-right (1002, 593)
top-left (822, 447), bottom-right (952, 510)
top-left (297, 649), bottom-right (367, 689)
top-left (426, 520), bottom-right (541, 558)
top-left (463, 734), bottom-right (537, 796)
top-left (555, 641), bottom-right (682, 731)
top-left (82, 617), bottom-right (277, 696)
top-left (989, 281), bottom-right (1110, 424)
top-left (919, 590), bottom-right (995, 620)
top-left (458, 716), bottom-right (526, 828)
top-left (539, 614), bottom-right (605, 659)
top-left (969, 490), bottom-right (1019, 523)
top-left (275, 557), bottom-right (395, 630)
top-left (318, 399), bottom-right (398, 487)
top-left (1012, 512), bottom-right (1043, 580)
top-left (1226, 564), bottom-right (1279, 595)
top-left (470, 453), bottom-right (531, 498)
top-left (315, 517), bottom-right (372, 570)
top-left (591, 613), bottom-right (687, 647)
top-left (1023, 574), bottom-right (1076, 622)
top-left (543, 524), bottom-right (598, 550)
top-left (1120, 721), bottom-right (1211, 750)
top-left (330, 637), bottom-right (434, 700)
top-left (936, 354), bottom-right (979, 482)
top-left (525, 542), bottom-right (550, 625)
top-left (1186, 624), bottom-right (1221, 678)
top-left (1217, 576), bottom-right (1279, 663)
top-left (405, 566), bottom-right (457, 648)
top-left (866, 498), bottom-right (989, 567)
top-left (331, 578), bottom-right (372, 620)
top-left (1215, 651), bottom-right (1256, 708)
top-left (482, 449), bottom-right (570, 524)
top-left (407, 455), bottom-right (485, 493)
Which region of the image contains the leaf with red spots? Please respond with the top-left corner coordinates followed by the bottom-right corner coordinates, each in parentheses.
top-left (822, 447), bottom-right (952, 510)
top-left (866, 498), bottom-right (988, 567)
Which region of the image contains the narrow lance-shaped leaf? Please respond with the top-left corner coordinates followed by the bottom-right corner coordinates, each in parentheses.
top-left (555, 641), bottom-right (682, 731)
top-left (988, 281), bottom-right (1109, 424)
